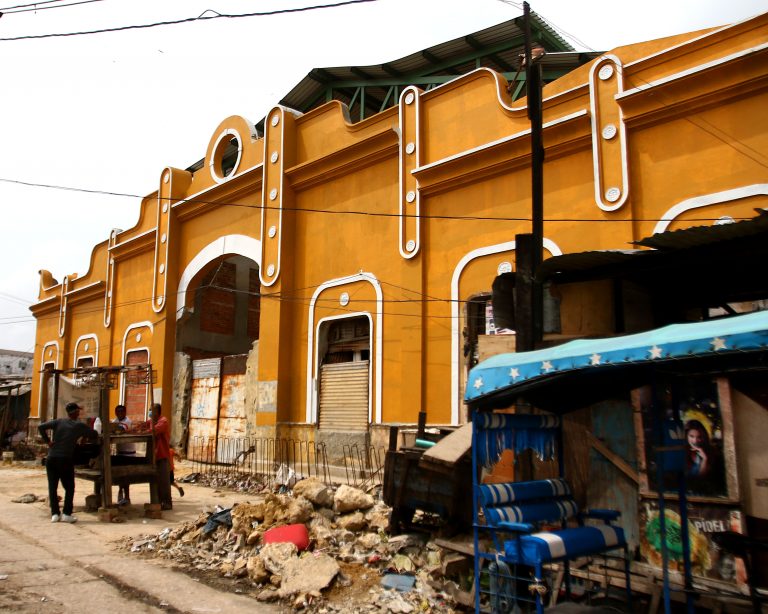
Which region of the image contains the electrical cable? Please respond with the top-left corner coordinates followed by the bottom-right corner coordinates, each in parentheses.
top-left (0, 0), bottom-right (64, 11)
top-left (1, 0), bottom-right (106, 15)
top-left (0, 176), bottom-right (758, 223)
top-left (0, 0), bottom-right (378, 41)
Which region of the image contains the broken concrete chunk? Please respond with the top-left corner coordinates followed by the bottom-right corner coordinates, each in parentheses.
top-left (246, 556), bottom-right (269, 583)
top-left (356, 532), bottom-right (381, 550)
top-left (384, 533), bottom-right (424, 553)
top-left (333, 485), bottom-right (374, 514)
top-left (230, 502), bottom-right (265, 535)
top-left (293, 477), bottom-right (333, 508)
top-left (11, 493), bottom-right (38, 504)
top-left (259, 541), bottom-right (298, 575)
top-left (336, 511), bottom-right (366, 532)
top-left (278, 552), bottom-right (340, 597)
top-left (256, 588), bottom-right (279, 602)
top-left (246, 529), bottom-right (261, 546)
top-left (377, 591), bottom-right (415, 613)
top-left (391, 553), bottom-right (415, 573)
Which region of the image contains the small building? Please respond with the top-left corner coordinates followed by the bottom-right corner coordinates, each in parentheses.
top-left (0, 350), bottom-right (33, 378)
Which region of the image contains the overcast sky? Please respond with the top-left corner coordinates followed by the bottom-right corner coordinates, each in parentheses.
top-left (0, 0), bottom-right (764, 353)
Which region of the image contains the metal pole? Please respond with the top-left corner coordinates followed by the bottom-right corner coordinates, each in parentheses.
top-left (522, 1), bottom-right (544, 347)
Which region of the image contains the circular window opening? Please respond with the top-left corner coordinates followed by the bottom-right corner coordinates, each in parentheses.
top-left (210, 129), bottom-right (242, 183)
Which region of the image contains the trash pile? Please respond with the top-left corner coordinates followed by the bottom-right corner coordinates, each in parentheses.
top-left (179, 471), bottom-right (268, 494)
top-left (123, 477), bottom-right (471, 612)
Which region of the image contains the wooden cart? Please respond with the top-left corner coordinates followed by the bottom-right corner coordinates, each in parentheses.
top-left (47, 364), bottom-right (159, 508)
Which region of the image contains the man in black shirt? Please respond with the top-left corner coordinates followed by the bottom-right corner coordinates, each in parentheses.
top-left (38, 402), bottom-right (98, 523)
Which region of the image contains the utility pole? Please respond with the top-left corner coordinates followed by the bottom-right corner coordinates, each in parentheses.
top-left (514, 1), bottom-right (545, 352)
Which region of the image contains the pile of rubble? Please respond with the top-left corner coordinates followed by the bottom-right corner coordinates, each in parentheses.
top-left (123, 478), bottom-right (471, 612)
top-left (179, 471), bottom-right (269, 494)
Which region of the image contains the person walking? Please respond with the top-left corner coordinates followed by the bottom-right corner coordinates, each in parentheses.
top-left (149, 403), bottom-right (173, 510)
top-left (38, 402), bottom-right (98, 523)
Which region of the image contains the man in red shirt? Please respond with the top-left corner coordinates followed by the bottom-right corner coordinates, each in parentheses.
top-left (150, 402), bottom-right (172, 510)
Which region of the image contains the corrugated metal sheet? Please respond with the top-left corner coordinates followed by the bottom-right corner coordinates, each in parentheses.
top-left (217, 355), bottom-right (247, 462)
top-left (319, 361), bottom-right (369, 431)
top-left (634, 210), bottom-right (768, 250)
top-left (187, 358), bottom-right (221, 462)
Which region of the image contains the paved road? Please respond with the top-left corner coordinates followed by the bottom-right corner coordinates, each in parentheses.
top-left (0, 462), bottom-right (280, 613)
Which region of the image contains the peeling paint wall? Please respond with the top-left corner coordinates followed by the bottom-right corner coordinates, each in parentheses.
top-left (171, 352), bottom-right (192, 450)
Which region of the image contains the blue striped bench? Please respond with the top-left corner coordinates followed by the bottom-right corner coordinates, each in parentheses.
top-left (479, 477), bottom-right (627, 566)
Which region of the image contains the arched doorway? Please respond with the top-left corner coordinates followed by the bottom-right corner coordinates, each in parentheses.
top-left (317, 315), bottom-right (371, 432)
top-left (176, 254), bottom-right (260, 462)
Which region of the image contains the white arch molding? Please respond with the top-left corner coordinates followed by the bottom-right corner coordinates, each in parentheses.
top-left (37, 341), bottom-right (59, 419)
top-left (653, 184), bottom-right (768, 234)
top-left (450, 239), bottom-right (562, 425)
top-left (305, 272), bottom-right (383, 425)
top-left (73, 333), bottom-right (99, 368)
top-left (176, 234), bottom-right (262, 320)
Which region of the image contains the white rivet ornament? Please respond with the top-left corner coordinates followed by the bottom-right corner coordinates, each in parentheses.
top-left (598, 65), bottom-right (614, 80)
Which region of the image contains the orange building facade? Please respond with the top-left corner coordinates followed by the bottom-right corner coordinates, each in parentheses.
top-left (30, 13), bottom-right (768, 449)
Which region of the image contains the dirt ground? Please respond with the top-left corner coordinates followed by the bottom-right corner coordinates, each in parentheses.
top-left (0, 460), bottom-right (284, 613)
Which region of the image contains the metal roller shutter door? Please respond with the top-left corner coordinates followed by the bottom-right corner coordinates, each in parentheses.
top-left (318, 360), bottom-right (369, 431)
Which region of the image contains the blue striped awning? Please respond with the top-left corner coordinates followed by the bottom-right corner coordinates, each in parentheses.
top-left (465, 310), bottom-right (768, 407)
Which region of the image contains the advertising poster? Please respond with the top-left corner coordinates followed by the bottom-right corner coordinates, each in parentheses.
top-left (639, 500), bottom-right (746, 586)
top-left (641, 377), bottom-right (729, 498)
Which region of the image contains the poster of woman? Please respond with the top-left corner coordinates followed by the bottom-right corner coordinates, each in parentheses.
top-left (640, 377), bottom-right (729, 498)
top-left (680, 387), bottom-right (727, 498)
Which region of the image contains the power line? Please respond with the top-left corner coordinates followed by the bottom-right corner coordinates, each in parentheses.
top-left (0, 0), bottom-right (64, 11)
top-left (0, 0), bottom-right (378, 41)
top-left (1, 0), bottom-right (106, 15)
top-left (0, 176), bottom-right (758, 224)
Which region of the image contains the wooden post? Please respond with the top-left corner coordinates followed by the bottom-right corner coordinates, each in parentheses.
top-left (100, 383), bottom-right (113, 507)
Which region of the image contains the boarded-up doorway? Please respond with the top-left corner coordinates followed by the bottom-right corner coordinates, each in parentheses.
top-left (124, 349), bottom-right (149, 423)
top-left (318, 316), bottom-right (370, 432)
top-left (187, 354), bottom-right (247, 463)
top-left (319, 361), bottom-right (369, 431)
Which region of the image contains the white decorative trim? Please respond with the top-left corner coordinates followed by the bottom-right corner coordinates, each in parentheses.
top-left (73, 333), bottom-right (99, 368)
top-left (653, 184), bottom-right (768, 235)
top-left (152, 168), bottom-right (174, 314)
top-left (176, 234), bottom-right (262, 320)
top-left (589, 54), bottom-right (629, 212)
top-left (620, 42), bottom-right (768, 98)
top-left (260, 106), bottom-right (289, 287)
top-left (305, 272), bottom-right (383, 424)
top-left (415, 110), bottom-right (587, 174)
top-left (209, 128), bottom-right (243, 184)
top-left (120, 321), bottom-right (154, 419)
top-left (36, 341), bottom-right (59, 419)
top-left (399, 86), bottom-right (422, 259)
top-left (426, 66), bottom-right (586, 112)
top-left (58, 276), bottom-right (69, 338)
top-left (104, 229), bottom-right (118, 327)
top-left (450, 239), bottom-right (562, 425)
top-left (109, 228), bottom-right (156, 251)
top-left (64, 281), bottom-right (102, 297)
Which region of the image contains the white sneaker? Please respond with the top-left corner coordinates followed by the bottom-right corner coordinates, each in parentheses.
top-left (60, 514), bottom-right (77, 524)
top-left (51, 514), bottom-right (60, 523)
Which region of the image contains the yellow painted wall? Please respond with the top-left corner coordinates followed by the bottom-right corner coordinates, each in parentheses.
top-left (30, 13), bottom-right (768, 433)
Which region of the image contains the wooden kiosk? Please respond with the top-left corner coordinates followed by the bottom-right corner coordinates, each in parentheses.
top-left (47, 364), bottom-right (159, 508)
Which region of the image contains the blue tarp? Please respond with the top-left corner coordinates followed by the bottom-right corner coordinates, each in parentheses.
top-left (465, 310), bottom-right (768, 406)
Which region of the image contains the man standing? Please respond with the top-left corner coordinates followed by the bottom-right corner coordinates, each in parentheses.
top-left (149, 402), bottom-right (172, 510)
top-left (113, 404), bottom-right (135, 505)
top-left (38, 402), bottom-right (98, 523)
